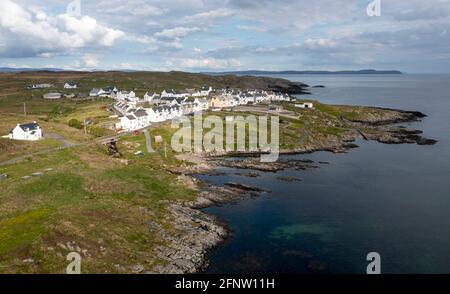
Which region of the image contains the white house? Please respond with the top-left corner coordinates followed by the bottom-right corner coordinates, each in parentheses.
top-left (174, 90), bottom-right (190, 98)
top-left (116, 90), bottom-right (136, 100)
top-left (28, 84), bottom-right (53, 89)
top-left (64, 81), bottom-right (77, 89)
top-left (161, 89), bottom-right (176, 98)
top-left (117, 115), bottom-right (139, 131)
top-left (144, 92), bottom-right (160, 102)
top-left (194, 98), bottom-right (209, 111)
top-left (242, 93), bottom-right (255, 104)
top-left (144, 108), bottom-right (159, 122)
top-left (90, 88), bottom-right (104, 97)
top-left (295, 102), bottom-right (314, 109)
top-left (192, 86), bottom-right (213, 97)
top-left (90, 87), bottom-right (118, 98)
top-left (159, 96), bottom-right (184, 106)
top-left (132, 109), bottom-right (151, 128)
top-left (171, 105), bottom-right (183, 119)
top-left (9, 122), bottom-right (43, 141)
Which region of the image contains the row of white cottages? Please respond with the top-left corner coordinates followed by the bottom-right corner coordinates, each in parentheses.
top-left (114, 92), bottom-right (291, 132)
top-left (89, 86), bottom-right (212, 101)
top-left (97, 85), bottom-right (293, 132)
top-left (114, 97), bottom-right (209, 132)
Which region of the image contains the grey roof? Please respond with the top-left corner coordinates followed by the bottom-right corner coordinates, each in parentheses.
top-left (19, 122), bottom-right (39, 131)
top-left (161, 96), bottom-right (176, 101)
top-left (133, 109), bottom-right (148, 117)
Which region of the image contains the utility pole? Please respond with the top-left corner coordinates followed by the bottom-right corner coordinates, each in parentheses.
top-left (84, 118), bottom-right (87, 135)
top-left (164, 141), bottom-right (167, 158)
top-left (23, 102), bottom-right (27, 117)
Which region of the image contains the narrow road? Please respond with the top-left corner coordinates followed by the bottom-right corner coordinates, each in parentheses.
top-left (45, 132), bottom-right (77, 147)
top-left (0, 124), bottom-right (159, 167)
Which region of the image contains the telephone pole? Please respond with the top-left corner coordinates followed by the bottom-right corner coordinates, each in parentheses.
top-left (23, 102), bottom-right (27, 117)
top-left (164, 141), bottom-right (167, 158)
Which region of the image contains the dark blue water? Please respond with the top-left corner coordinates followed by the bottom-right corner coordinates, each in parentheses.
top-left (201, 74), bottom-right (450, 274)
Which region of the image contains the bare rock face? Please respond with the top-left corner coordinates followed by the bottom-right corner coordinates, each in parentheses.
top-left (362, 127), bottom-right (438, 145)
top-left (348, 108), bottom-right (427, 125)
top-left (216, 158), bottom-right (319, 172)
top-left (149, 203), bottom-right (228, 274)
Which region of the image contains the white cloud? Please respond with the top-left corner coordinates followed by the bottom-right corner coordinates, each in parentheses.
top-left (184, 8), bottom-right (234, 26)
top-left (178, 57), bottom-right (241, 69)
top-left (303, 38), bottom-right (338, 49)
top-left (155, 27), bottom-right (201, 39)
top-left (131, 4), bottom-right (166, 16)
top-left (82, 54), bottom-right (100, 67)
top-left (237, 25), bottom-right (266, 33)
top-left (0, 0), bottom-right (124, 57)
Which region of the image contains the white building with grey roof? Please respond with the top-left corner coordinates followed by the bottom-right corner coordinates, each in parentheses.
top-left (9, 122), bottom-right (43, 141)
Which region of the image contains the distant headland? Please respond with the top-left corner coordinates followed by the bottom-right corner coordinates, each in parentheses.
top-left (202, 69), bottom-right (403, 75)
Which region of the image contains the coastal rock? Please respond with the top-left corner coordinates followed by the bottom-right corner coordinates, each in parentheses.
top-left (151, 201), bottom-right (228, 274)
top-left (277, 176), bottom-right (302, 182)
top-left (235, 171), bottom-right (260, 178)
top-left (216, 158), bottom-right (319, 172)
top-left (225, 182), bottom-right (270, 192)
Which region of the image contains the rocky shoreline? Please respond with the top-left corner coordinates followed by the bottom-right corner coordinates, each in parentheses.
top-left (150, 108), bottom-right (437, 274)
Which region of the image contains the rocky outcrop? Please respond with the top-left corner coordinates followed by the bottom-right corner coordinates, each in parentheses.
top-left (215, 158), bottom-right (319, 172)
top-left (149, 181), bottom-right (270, 274)
top-left (149, 203), bottom-right (227, 274)
top-left (347, 108), bottom-right (427, 125)
top-left (225, 182), bottom-right (270, 192)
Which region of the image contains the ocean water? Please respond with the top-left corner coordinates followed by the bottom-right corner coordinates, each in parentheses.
top-left (200, 74), bottom-right (450, 274)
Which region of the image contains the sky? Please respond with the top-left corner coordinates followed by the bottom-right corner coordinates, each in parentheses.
top-left (0, 0), bottom-right (449, 73)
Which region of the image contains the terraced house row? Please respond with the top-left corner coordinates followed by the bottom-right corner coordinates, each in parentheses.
top-left (106, 86), bottom-right (293, 132)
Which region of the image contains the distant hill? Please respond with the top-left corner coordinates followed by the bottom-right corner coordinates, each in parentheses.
top-left (0, 68), bottom-right (403, 75)
top-left (0, 70), bottom-right (310, 95)
top-left (203, 69), bottom-right (403, 75)
top-left (0, 67), bottom-right (66, 73)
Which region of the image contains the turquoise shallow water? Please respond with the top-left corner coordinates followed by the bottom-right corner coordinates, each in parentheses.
top-left (199, 74), bottom-right (450, 274)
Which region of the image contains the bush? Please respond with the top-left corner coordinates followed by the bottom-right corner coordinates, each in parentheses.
top-left (68, 119), bottom-right (83, 129)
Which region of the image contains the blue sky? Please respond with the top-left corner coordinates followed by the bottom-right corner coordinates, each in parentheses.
top-left (1, 0), bottom-right (449, 73)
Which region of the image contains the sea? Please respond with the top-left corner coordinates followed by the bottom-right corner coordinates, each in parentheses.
top-left (197, 74), bottom-right (450, 274)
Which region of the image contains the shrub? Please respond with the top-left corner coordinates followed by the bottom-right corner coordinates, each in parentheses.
top-left (68, 119), bottom-right (83, 129)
